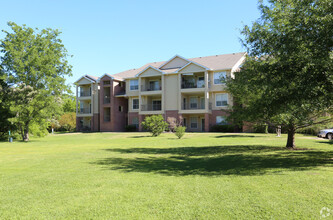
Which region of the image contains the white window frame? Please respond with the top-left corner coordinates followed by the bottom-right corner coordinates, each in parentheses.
top-left (214, 72), bottom-right (226, 85)
top-left (189, 96), bottom-right (198, 109)
top-left (132, 99), bottom-right (139, 110)
top-left (130, 79), bottom-right (139, 90)
top-left (216, 116), bottom-right (227, 125)
top-left (190, 117), bottom-right (198, 129)
top-left (215, 93), bottom-right (228, 107)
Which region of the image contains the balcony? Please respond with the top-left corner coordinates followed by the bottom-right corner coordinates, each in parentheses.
top-left (80, 107), bottom-right (91, 114)
top-left (141, 104), bottom-right (162, 111)
top-left (181, 81), bottom-right (205, 89)
top-left (79, 90), bottom-right (91, 97)
top-left (141, 85), bottom-right (161, 92)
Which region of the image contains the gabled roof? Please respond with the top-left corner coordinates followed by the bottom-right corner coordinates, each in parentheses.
top-left (75, 75), bottom-right (98, 84)
top-left (135, 65), bottom-right (164, 77)
top-left (97, 52), bottom-right (246, 80)
top-left (176, 61), bottom-right (209, 73)
top-left (158, 55), bottom-right (190, 70)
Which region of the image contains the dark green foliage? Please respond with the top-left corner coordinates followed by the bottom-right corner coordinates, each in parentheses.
top-left (141, 115), bottom-right (168, 137)
top-left (125, 125), bottom-right (137, 132)
top-left (253, 123), bottom-right (268, 134)
top-left (210, 125), bottom-right (235, 132)
top-left (175, 126), bottom-right (186, 139)
top-left (226, 0), bottom-right (333, 148)
top-left (0, 77), bottom-right (14, 140)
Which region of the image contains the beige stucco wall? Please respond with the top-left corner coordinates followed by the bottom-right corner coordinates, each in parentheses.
top-left (164, 74), bottom-right (178, 110)
top-left (125, 79), bottom-right (139, 96)
top-left (128, 96), bottom-right (139, 112)
top-left (178, 63), bottom-right (206, 73)
top-left (140, 68), bottom-right (162, 77)
top-left (209, 91), bottom-right (233, 110)
top-left (161, 57), bottom-right (189, 69)
top-left (209, 70), bottom-right (231, 91)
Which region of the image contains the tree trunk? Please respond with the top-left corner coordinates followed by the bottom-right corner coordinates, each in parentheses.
top-left (23, 124), bottom-right (29, 142)
top-left (286, 125), bottom-right (296, 149)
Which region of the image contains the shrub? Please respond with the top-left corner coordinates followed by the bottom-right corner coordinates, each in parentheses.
top-left (141, 115), bottom-right (168, 137)
top-left (210, 124), bottom-right (235, 132)
top-left (125, 125), bottom-right (137, 132)
top-left (253, 123), bottom-right (268, 133)
top-left (59, 112), bottom-right (76, 131)
top-left (175, 126), bottom-right (186, 139)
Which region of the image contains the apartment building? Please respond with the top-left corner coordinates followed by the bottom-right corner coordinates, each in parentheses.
top-left (75, 52), bottom-right (246, 132)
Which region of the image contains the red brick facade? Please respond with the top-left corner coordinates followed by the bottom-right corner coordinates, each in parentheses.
top-left (99, 75), bottom-right (128, 132)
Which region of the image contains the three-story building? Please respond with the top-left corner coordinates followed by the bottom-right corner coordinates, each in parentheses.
top-left (75, 52), bottom-right (246, 132)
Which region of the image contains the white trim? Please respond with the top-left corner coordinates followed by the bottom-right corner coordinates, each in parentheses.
top-left (74, 75), bottom-right (96, 84)
top-left (176, 61), bottom-right (209, 73)
top-left (190, 116), bottom-right (198, 129)
top-left (132, 98), bottom-right (139, 110)
top-left (215, 93), bottom-right (229, 107)
top-left (135, 65), bottom-right (164, 77)
top-left (158, 54), bottom-right (191, 69)
top-left (213, 71), bottom-right (227, 85)
top-left (129, 79), bottom-right (139, 91)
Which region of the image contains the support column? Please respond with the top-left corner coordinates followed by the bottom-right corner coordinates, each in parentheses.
top-left (138, 115), bottom-right (144, 131)
top-left (76, 85), bottom-right (79, 115)
top-left (204, 71), bottom-right (209, 112)
top-left (178, 73), bottom-right (182, 111)
top-left (205, 113), bottom-right (210, 132)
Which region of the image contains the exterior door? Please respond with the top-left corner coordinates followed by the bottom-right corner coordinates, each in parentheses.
top-left (201, 118), bottom-right (205, 132)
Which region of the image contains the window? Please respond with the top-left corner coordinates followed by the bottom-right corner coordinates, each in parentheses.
top-left (130, 79), bottom-right (138, 90)
top-left (189, 97), bottom-right (198, 109)
top-left (197, 76), bottom-right (205, 88)
top-left (149, 81), bottom-right (160, 91)
top-left (103, 80), bottom-right (110, 85)
top-left (132, 117), bottom-right (139, 127)
top-left (216, 116), bottom-right (227, 125)
top-left (104, 107), bottom-right (111, 122)
top-left (216, 93), bottom-right (228, 107)
top-left (119, 106), bottom-right (123, 112)
top-left (152, 100), bottom-right (161, 110)
top-left (132, 99), bottom-right (139, 110)
top-left (190, 117), bottom-right (198, 128)
top-left (214, 72), bottom-right (226, 84)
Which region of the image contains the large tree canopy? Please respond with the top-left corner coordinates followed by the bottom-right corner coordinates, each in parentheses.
top-left (0, 22), bottom-right (72, 141)
top-left (227, 0), bottom-right (333, 148)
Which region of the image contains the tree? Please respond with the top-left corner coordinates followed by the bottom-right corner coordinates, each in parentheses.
top-left (226, 0), bottom-right (333, 149)
top-left (59, 112), bottom-right (76, 131)
top-left (175, 126), bottom-right (186, 139)
top-left (0, 71), bottom-right (14, 140)
top-left (0, 22), bottom-right (72, 141)
top-left (62, 93), bottom-right (76, 113)
top-left (141, 115), bottom-right (168, 137)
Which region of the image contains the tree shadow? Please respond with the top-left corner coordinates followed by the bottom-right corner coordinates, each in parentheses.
top-left (92, 145), bottom-right (333, 176)
top-left (319, 141), bottom-right (333, 145)
top-left (215, 135), bottom-right (257, 138)
top-left (127, 135), bottom-right (151, 138)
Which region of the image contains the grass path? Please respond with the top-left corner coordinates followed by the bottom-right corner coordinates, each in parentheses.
top-left (0, 132), bottom-right (332, 219)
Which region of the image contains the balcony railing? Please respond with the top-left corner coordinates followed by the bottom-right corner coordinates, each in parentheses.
top-left (141, 85), bottom-right (161, 92)
top-left (182, 103), bottom-right (205, 110)
top-left (181, 102), bottom-right (213, 110)
top-left (80, 108), bottom-right (91, 114)
top-left (104, 97), bottom-right (110, 104)
top-left (80, 90), bottom-right (91, 97)
top-left (141, 104), bottom-right (162, 111)
top-left (181, 81), bottom-right (205, 89)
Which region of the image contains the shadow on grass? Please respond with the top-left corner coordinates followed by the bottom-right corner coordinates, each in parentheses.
top-left (215, 135), bottom-right (256, 138)
top-left (92, 145), bottom-right (333, 176)
top-left (127, 135), bottom-right (151, 138)
top-left (319, 141), bottom-right (333, 145)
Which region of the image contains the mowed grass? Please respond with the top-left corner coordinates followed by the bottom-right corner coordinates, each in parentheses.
top-left (0, 132), bottom-right (332, 219)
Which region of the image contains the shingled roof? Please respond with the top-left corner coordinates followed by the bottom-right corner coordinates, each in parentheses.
top-left (109, 52), bottom-right (245, 80)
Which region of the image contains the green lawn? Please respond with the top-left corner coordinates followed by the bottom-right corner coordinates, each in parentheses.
top-left (0, 132), bottom-right (332, 219)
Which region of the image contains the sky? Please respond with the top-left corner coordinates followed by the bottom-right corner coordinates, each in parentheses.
top-left (0, 0), bottom-right (261, 92)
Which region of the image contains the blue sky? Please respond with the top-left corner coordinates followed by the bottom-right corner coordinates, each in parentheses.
top-left (0, 0), bottom-right (261, 91)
